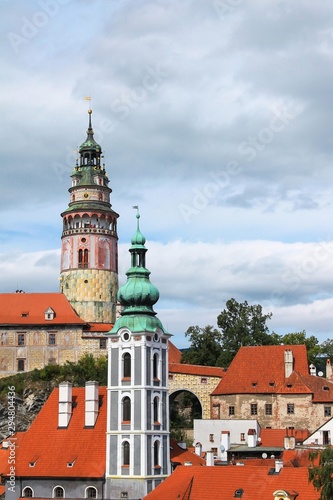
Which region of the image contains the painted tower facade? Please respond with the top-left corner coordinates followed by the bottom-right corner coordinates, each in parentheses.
top-left (106, 211), bottom-right (171, 499)
top-left (60, 110), bottom-right (118, 323)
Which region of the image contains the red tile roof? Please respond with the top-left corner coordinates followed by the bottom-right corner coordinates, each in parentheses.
top-left (143, 464), bottom-right (319, 500)
top-left (169, 362), bottom-right (224, 377)
top-left (4, 387), bottom-right (106, 478)
top-left (168, 341), bottom-right (182, 364)
top-left (85, 323), bottom-right (113, 332)
top-left (170, 439), bottom-right (206, 466)
top-left (212, 345), bottom-right (310, 395)
top-left (0, 293), bottom-right (85, 325)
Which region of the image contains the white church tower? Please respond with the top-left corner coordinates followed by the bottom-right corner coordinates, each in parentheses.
top-left (106, 209), bottom-right (171, 499)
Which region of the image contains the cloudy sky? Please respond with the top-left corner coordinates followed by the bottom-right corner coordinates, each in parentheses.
top-left (2, 0), bottom-right (333, 348)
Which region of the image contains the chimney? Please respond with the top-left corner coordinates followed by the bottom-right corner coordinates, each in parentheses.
top-left (309, 363), bottom-right (316, 376)
top-left (247, 429), bottom-right (256, 448)
top-left (85, 381), bottom-right (99, 427)
top-left (58, 382), bottom-right (72, 428)
top-left (220, 431), bottom-right (230, 460)
top-left (194, 442), bottom-right (202, 456)
top-left (275, 459), bottom-right (283, 473)
top-left (206, 450), bottom-right (214, 466)
top-left (284, 349), bottom-right (293, 378)
top-left (326, 359), bottom-right (333, 379)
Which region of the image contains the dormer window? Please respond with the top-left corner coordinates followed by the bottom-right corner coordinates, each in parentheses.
top-left (44, 307), bottom-right (55, 321)
top-left (21, 312), bottom-right (29, 317)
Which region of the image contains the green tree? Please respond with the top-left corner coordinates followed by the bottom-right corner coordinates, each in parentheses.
top-left (309, 446), bottom-right (333, 500)
top-left (280, 331), bottom-right (320, 365)
top-left (217, 298), bottom-right (276, 366)
top-left (181, 325), bottom-right (223, 366)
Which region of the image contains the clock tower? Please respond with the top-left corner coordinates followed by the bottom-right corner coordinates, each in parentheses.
top-left (60, 109), bottom-right (118, 323)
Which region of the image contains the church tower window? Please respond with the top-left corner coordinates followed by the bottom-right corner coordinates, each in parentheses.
top-left (123, 353), bottom-right (131, 379)
top-left (122, 441), bottom-right (130, 466)
top-left (122, 396), bottom-right (131, 422)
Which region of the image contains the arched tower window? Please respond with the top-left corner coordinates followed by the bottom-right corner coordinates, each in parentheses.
top-left (123, 353), bottom-right (131, 379)
top-left (122, 396), bottom-right (131, 422)
top-left (122, 440), bottom-right (130, 466)
top-left (84, 249), bottom-right (89, 268)
top-left (153, 440), bottom-right (160, 467)
top-left (153, 396), bottom-right (159, 423)
top-left (22, 487), bottom-right (34, 498)
top-left (153, 353), bottom-right (159, 379)
top-left (78, 249), bottom-right (83, 269)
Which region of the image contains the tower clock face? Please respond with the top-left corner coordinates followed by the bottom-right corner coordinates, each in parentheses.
top-left (84, 192), bottom-right (89, 199)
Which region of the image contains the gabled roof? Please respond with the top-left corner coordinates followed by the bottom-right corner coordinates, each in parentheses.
top-left (260, 428), bottom-right (310, 447)
top-left (143, 464), bottom-right (318, 500)
top-left (168, 341), bottom-right (182, 363)
top-left (4, 387), bottom-right (106, 478)
top-left (212, 345), bottom-right (310, 395)
top-left (170, 439), bottom-right (206, 466)
top-left (0, 293), bottom-right (85, 326)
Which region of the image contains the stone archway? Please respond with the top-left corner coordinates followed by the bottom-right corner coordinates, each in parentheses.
top-left (169, 389), bottom-right (202, 444)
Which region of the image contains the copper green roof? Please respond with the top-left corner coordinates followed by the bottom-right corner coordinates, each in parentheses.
top-left (79, 109), bottom-right (101, 152)
top-left (109, 209), bottom-right (168, 335)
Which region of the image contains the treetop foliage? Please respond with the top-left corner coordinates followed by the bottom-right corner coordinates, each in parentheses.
top-left (181, 298), bottom-right (325, 368)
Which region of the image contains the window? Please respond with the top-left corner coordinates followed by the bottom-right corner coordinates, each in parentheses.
top-left (99, 338), bottom-right (107, 349)
top-left (250, 403), bottom-right (257, 415)
top-left (201, 377), bottom-right (208, 384)
top-left (168, 374), bottom-right (174, 381)
top-left (154, 440), bottom-right (160, 467)
top-left (22, 487), bottom-right (33, 498)
top-left (78, 249), bottom-right (83, 268)
top-left (265, 403), bottom-right (272, 415)
top-left (123, 353), bottom-right (131, 379)
top-left (153, 396), bottom-right (159, 423)
top-left (17, 359), bottom-right (25, 372)
top-left (229, 406), bottom-right (235, 416)
top-left (53, 486), bottom-right (64, 498)
top-left (287, 403), bottom-right (294, 414)
top-left (18, 333), bottom-right (25, 346)
top-left (122, 396), bottom-right (131, 422)
top-left (209, 434), bottom-right (214, 442)
top-left (86, 487), bottom-right (97, 498)
top-left (122, 441), bottom-right (130, 466)
top-left (84, 249), bottom-right (89, 268)
top-left (240, 433), bottom-right (245, 441)
top-left (153, 353), bottom-right (159, 379)
top-left (48, 333), bottom-right (56, 345)
top-left (325, 406), bottom-right (332, 417)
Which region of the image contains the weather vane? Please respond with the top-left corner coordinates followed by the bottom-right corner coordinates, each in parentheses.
top-left (85, 96), bottom-right (92, 111)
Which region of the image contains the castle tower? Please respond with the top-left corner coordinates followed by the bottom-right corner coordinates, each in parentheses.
top-left (106, 209), bottom-right (171, 499)
top-left (60, 109), bottom-right (118, 323)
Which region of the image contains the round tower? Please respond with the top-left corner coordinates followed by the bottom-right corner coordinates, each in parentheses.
top-left (60, 109), bottom-right (119, 323)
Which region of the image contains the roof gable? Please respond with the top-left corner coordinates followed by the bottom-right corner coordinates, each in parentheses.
top-left (212, 345), bottom-right (309, 395)
top-left (0, 293), bottom-right (85, 325)
top-left (6, 387), bottom-right (106, 478)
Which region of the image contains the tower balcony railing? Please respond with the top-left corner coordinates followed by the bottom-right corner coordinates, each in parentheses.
top-left (62, 227), bottom-right (116, 236)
